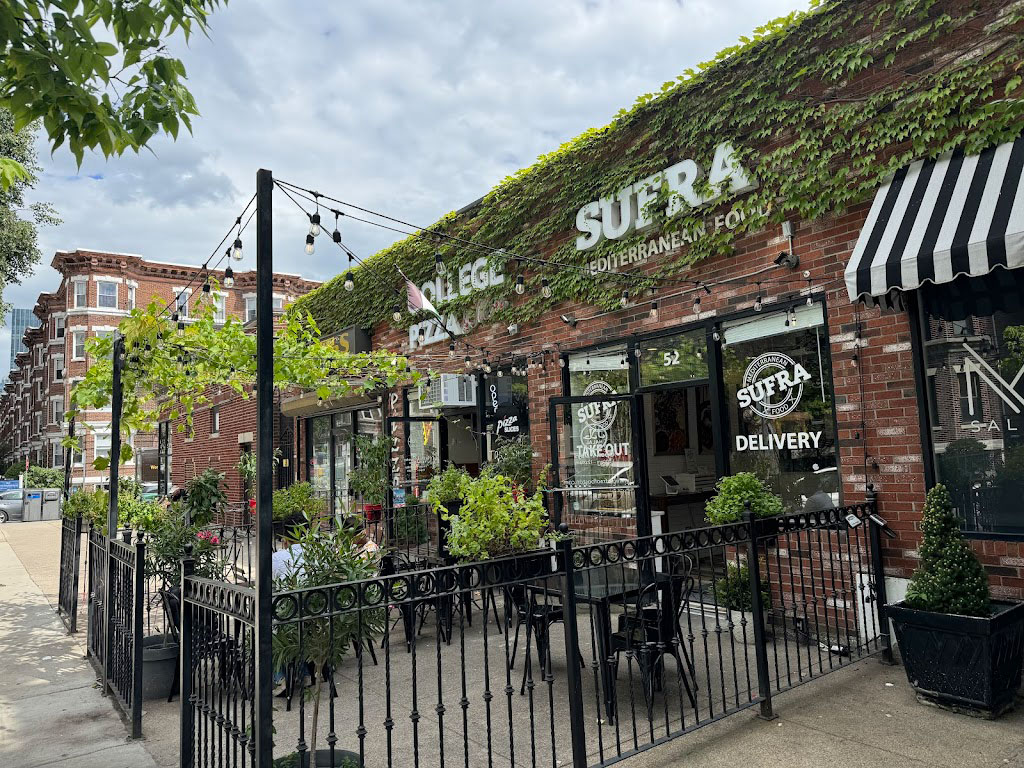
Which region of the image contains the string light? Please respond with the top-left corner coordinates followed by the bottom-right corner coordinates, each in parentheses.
top-left (343, 272), bottom-right (354, 292)
top-left (649, 301), bottom-right (659, 320)
top-left (332, 211), bottom-right (342, 244)
top-left (464, 355), bottom-right (472, 369)
top-left (541, 278), bottom-right (551, 299)
top-left (754, 283), bottom-right (763, 312)
top-left (435, 252), bottom-right (445, 275)
top-left (232, 237), bottom-right (243, 261)
top-left (224, 266), bottom-right (234, 288)
top-left (201, 281), bottom-right (211, 294)
top-left (392, 307), bottom-right (402, 323)
top-left (693, 295), bottom-right (701, 314)
top-left (515, 275), bottom-right (525, 295)
top-left (620, 290), bottom-right (629, 308)
top-left (417, 327), bottom-right (426, 343)
top-left (305, 234), bottom-right (315, 255)
top-left (558, 357), bottom-right (566, 368)
top-left (309, 211), bottom-right (321, 237)
top-left (448, 342), bottom-right (456, 358)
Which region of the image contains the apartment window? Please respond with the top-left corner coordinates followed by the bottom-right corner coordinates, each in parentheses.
top-left (34, 414), bottom-right (41, 435)
top-left (51, 442), bottom-right (64, 469)
top-left (273, 296), bottom-right (285, 312)
top-left (94, 430), bottom-right (112, 461)
top-left (176, 290), bottom-right (190, 319)
top-left (50, 397), bottom-right (63, 425)
top-left (245, 296), bottom-right (256, 323)
top-left (213, 294), bottom-right (226, 323)
top-left (52, 355), bottom-right (64, 382)
top-left (35, 346), bottom-right (43, 366)
top-left (127, 285), bottom-right (136, 310)
top-left (73, 281), bottom-right (87, 308)
top-left (72, 331), bottom-right (86, 360)
top-left (210, 405), bottom-right (220, 436)
top-left (97, 281), bottom-right (118, 309)
top-left (53, 315), bottom-right (65, 339)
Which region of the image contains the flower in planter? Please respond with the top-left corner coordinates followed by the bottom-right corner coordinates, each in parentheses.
top-left (196, 530), bottom-right (220, 546)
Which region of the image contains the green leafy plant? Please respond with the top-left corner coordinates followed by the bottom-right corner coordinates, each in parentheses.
top-left (350, 435), bottom-right (390, 507)
top-left (272, 481), bottom-right (326, 523)
top-left (144, 505), bottom-right (225, 590)
top-left (905, 484), bottom-right (991, 617)
top-left (440, 471), bottom-right (550, 561)
top-left (483, 436), bottom-right (534, 489)
top-left (425, 464), bottom-right (470, 506)
top-left (715, 562), bottom-right (770, 612)
top-left (272, 513), bottom-right (385, 759)
top-left (705, 472), bottom-right (783, 525)
top-left (24, 465), bottom-right (62, 488)
top-left (184, 468), bottom-right (226, 527)
top-left (62, 488), bottom-right (108, 529)
top-left (119, 493), bottom-right (165, 532)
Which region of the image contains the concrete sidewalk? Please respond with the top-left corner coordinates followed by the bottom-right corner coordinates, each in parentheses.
top-left (0, 521), bottom-right (158, 768)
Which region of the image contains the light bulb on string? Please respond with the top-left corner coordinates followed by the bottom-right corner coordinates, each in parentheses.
top-left (232, 237), bottom-right (243, 261)
top-left (305, 234), bottom-right (315, 255)
top-left (754, 294), bottom-right (763, 312)
top-left (202, 280), bottom-right (211, 294)
top-left (515, 275), bottom-right (525, 295)
top-left (620, 290), bottom-right (629, 308)
top-left (558, 357), bottom-right (566, 368)
top-left (649, 301), bottom-right (659, 320)
top-left (497, 369), bottom-right (503, 378)
top-left (464, 356), bottom-right (472, 369)
top-left (309, 211), bottom-right (321, 237)
top-left (332, 211), bottom-right (341, 243)
top-left (343, 272), bottom-right (354, 292)
top-left (224, 266), bottom-right (234, 288)
top-left (448, 343), bottom-right (456, 358)
top-left (417, 327), bottom-right (426, 343)
top-left (541, 278), bottom-right (551, 299)
top-left (435, 252), bottom-right (446, 275)
top-left (393, 307), bottom-right (403, 323)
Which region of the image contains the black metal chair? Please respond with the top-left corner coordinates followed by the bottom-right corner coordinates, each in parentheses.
top-left (610, 555), bottom-right (699, 714)
top-left (506, 584), bottom-right (583, 695)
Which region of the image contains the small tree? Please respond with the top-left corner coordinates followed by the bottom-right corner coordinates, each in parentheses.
top-left (184, 468), bottom-right (226, 527)
top-left (350, 435), bottom-right (390, 507)
top-left (905, 484), bottom-right (991, 617)
top-left (24, 464), bottom-right (63, 488)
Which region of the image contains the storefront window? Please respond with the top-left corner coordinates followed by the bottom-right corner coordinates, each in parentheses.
top-left (568, 344), bottom-right (629, 396)
top-left (721, 303), bottom-right (839, 511)
top-left (308, 415), bottom-right (331, 496)
top-left (483, 368), bottom-right (529, 456)
top-left (920, 287), bottom-right (1024, 534)
top-left (638, 329), bottom-right (708, 387)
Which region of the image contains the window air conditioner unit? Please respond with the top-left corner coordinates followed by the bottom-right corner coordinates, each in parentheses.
top-left (419, 374), bottom-right (477, 409)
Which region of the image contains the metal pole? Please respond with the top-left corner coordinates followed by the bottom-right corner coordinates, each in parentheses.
top-left (179, 547), bottom-right (196, 768)
top-left (866, 486), bottom-right (895, 664)
top-left (744, 503), bottom-right (776, 720)
top-left (104, 334), bottom-right (125, 697)
top-left (556, 529), bottom-right (588, 768)
top-left (254, 168), bottom-right (275, 768)
top-left (63, 416), bottom-right (74, 502)
top-left (130, 532), bottom-right (144, 738)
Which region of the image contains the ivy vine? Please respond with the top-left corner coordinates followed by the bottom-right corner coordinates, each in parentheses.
top-left (292, 0), bottom-right (1024, 338)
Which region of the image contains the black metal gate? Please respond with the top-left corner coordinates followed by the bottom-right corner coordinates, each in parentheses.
top-left (57, 513), bottom-right (83, 633)
top-left (548, 394), bottom-right (648, 545)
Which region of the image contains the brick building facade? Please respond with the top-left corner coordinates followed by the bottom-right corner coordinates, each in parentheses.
top-left (2, 249), bottom-right (318, 491)
top-left (291, 0), bottom-right (1024, 604)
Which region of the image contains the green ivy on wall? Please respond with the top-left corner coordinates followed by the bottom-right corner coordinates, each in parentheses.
top-left (291, 0), bottom-right (1024, 339)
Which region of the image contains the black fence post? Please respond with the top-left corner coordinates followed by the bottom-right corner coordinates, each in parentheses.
top-left (70, 512), bottom-right (83, 633)
top-left (744, 504), bottom-right (776, 720)
top-left (131, 532), bottom-right (145, 738)
top-left (866, 486), bottom-right (895, 664)
top-left (556, 529), bottom-right (588, 768)
top-left (104, 335), bottom-right (125, 697)
top-left (179, 546), bottom-right (196, 768)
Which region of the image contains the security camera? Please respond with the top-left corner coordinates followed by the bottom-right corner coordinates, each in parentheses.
top-left (774, 251), bottom-right (799, 269)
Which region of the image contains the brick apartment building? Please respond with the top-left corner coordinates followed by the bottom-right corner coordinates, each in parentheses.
top-left (289, 0), bottom-right (1024, 606)
top-left (3, 249), bottom-right (319, 492)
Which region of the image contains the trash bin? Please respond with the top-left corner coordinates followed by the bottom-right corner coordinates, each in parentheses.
top-left (41, 489), bottom-right (61, 520)
top-left (23, 490), bottom-right (43, 522)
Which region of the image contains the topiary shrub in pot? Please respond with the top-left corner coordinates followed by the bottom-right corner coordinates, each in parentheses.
top-left (705, 472), bottom-right (783, 525)
top-left (888, 483), bottom-right (1024, 717)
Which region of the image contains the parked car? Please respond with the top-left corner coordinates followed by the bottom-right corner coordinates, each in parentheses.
top-left (140, 482), bottom-right (161, 501)
top-left (0, 490), bottom-right (24, 523)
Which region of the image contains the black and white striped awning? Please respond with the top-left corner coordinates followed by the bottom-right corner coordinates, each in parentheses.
top-left (845, 136), bottom-right (1024, 302)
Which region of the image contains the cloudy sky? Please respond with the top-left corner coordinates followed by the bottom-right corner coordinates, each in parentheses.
top-left (3, 0), bottom-right (806, 375)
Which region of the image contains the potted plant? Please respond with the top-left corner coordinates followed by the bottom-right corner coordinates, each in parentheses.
top-left (272, 513), bottom-right (385, 767)
top-left (705, 472), bottom-right (783, 525)
top-left (484, 436), bottom-right (535, 491)
top-left (183, 468), bottom-right (227, 527)
top-left (888, 483), bottom-right (1024, 717)
top-left (715, 562), bottom-right (771, 644)
top-left (434, 469), bottom-right (551, 562)
top-left (350, 435), bottom-right (389, 522)
top-left (272, 482), bottom-right (326, 538)
top-left (142, 505), bottom-right (226, 700)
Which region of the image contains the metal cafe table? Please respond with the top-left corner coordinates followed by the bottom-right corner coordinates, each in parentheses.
top-left (527, 566), bottom-right (673, 721)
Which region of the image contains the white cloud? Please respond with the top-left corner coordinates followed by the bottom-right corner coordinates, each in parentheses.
top-left (3, 0), bottom-right (807, 375)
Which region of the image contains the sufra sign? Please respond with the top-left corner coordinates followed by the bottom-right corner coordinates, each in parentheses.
top-left (574, 142), bottom-right (756, 252)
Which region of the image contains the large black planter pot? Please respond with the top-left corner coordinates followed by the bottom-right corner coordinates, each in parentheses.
top-left (142, 634), bottom-right (179, 701)
top-left (888, 599), bottom-right (1024, 717)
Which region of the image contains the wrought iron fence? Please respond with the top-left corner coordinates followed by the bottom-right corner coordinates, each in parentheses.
top-left (86, 523), bottom-right (108, 671)
top-left (107, 532), bottom-right (145, 738)
top-left (180, 497), bottom-right (891, 768)
top-left (57, 513), bottom-right (84, 633)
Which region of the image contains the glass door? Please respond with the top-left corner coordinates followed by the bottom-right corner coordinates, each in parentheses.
top-left (548, 393), bottom-right (647, 544)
